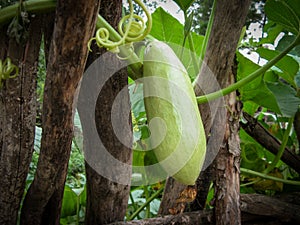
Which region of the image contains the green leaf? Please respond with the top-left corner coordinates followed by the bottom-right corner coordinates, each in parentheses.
top-left (265, 0), bottom-right (300, 35)
top-left (256, 47), bottom-right (299, 87)
top-left (173, 0), bottom-right (194, 12)
top-left (264, 70), bottom-right (279, 83)
top-left (259, 22), bottom-right (284, 45)
top-left (265, 81), bottom-right (300, 117)
top-left (150, 199), bottom-right (161, 215)
top-left (129, 83), bottom-right (145, 118)
top-left (150, 7), bottom-right (204, 80)
top-left (295, 71), bottom-right (300, 88)
top-left (237, 52), bottom-right (281, 114)
top-left (237, 52), bottom-right (300, 116)
top-left (34, 126), bottom-right (42, 153)
top-left (240, 129), bottom-right (266, 172)
top-left (80, 185), bottom-right (86, 206)
top-left (150, 7), bottom-right (184, 44)
top-left (276, 34), bottom-right (300, 57)
top-left (242, 101), bottom-right (260, 116)
top-left (61, 186), bottom-right (78, 218)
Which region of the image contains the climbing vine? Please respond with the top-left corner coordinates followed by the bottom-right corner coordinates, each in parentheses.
top-left (0, 57), bottom-right (19, 88)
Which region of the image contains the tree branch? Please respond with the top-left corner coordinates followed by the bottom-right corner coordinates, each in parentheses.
top-left (240, 111), bottom-right (300, 174)
top-left (108, 193), bottom-right (300, 225)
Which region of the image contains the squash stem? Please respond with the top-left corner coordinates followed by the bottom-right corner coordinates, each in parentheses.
top-left (196, 36), bottom-right (300, 104)
top-left (263, 117), bottom-right (294, 175)
top-left (127, 186), bottom-right (163, 221)
top-left (240, 167), bottom-right (300, 186)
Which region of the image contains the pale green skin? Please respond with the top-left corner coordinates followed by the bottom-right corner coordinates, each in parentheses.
top-left (143, 41), bottom-right (206, 185)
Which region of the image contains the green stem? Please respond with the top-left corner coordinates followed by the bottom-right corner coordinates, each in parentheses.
top-left (129, 192), bottom-right (138, 212)
top-left (96, 14), bottom-right (143, 80)
top-left (180, 11), bottom-right (199, 76)
top-left (0, 0), bottom-right (56, 25)
top-left (187, 33), bottom-right (199, 76)
top-left (143, 186), bottom-right (150, 218)
top-left (128, 187), bottom-right (163, 221)
top-left (183, 11), bottom-right (199, 79)
top-left (0, 0), bottom-right (144, 80)
top-left (263, 117), bottom-right (294, 174)
top-left (240, 179), bottom-right (260, 187)
top-left (198, 0), bottom-right (217, 70)
top-left (240, 168), bottom-right (300, 186)
top-left (196, 36), bottom-right (300, 104)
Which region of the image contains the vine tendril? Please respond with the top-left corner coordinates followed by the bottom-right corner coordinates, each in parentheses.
top-left (0, 58), bottom-right (19, 88)
top-left (89, 0), bottom-right (152, 53)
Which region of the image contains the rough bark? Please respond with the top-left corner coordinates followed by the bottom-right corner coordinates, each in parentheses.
top-left (81, 1), bottom-right (133, 224)
top-left (214, 92), bottom-right (242, 224)
top-left (241, 111), bottom-right (300, 174)
top-left (0, 16), bottom-right (42, 225)
top-left (158, 178), bottom-right (187, 215)
top-left (108, 193), bottom-right (300, 225)
top-left (110, 211), bottom-right (214, 225)
top-left (159, 0), bottom-right (251, 221)
top-left (20, 1), bottom-right (100, 224)
top-left (208, 1), bottom-right (250, 224)
top-left (240, 193), bottom-right (300, 223)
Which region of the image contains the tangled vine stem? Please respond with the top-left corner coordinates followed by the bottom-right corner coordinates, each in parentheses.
top-left (0, 58), bottom-right (19, 88)
top-left (1, 0), bottom-right (299, 104)
top-left (89, 0), bottom-right (152, 54)
top-left (196, 35), bottom-right (300, 104)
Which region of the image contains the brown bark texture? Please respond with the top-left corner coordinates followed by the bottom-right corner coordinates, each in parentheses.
top-left (109, 193), bottom-right (300, 225)
top-left (159, 0), bottom-right (251, 221)
top-left (80, 0), bottom-right (133, 224)
top-left (214, 92), bottom-right (242, 225)
top-left (209, 1), bottom-right (250, 224)
top-left (20, 0), bottom-right (100, 224)
top-left (0, 15), bottom-right (42, 225)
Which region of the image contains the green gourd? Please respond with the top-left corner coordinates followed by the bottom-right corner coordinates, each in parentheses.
top-left (143, 40), bottom-right (206, 185)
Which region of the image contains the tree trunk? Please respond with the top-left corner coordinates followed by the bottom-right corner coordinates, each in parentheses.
top-left (159, 1), bottom-right (251, 223)
top-left (0, 15), bottom-right (42, 225)
top-left (20, 1), bottom-right (100, 224)
top-left (202, 1), bottom-right (250, 224)
top-left (80, 1), bottom-right (133, 224)
top-left (214, 92), bottom-right (242, 224)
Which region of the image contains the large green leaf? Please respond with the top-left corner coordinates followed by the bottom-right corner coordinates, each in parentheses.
top-left (237, 52), bottom-right (300, 116)
top-left (242, 101), bottom-right (260, 116)
top-left (150, 7), bottom-right (204, 80)
top-left (256, 47), bottom-right (299, 87)
top-left (237, 52), bottom-right (281, 114)
top-left (265, 0), bottom-right (300, 35)
top-left (172, 0), bottom-right (194, 12)
top-left (276, 34), bottom-right (300, 57)
top-left (150, 7), bottom-right (184, 44)
top-left (266, 81), bottom-right (300, 117)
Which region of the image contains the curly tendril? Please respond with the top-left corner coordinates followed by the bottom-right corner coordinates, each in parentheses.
top-left (89, 0), bottom-right (152, 53)
top-left (0, 58), bottom-right (19, 88)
